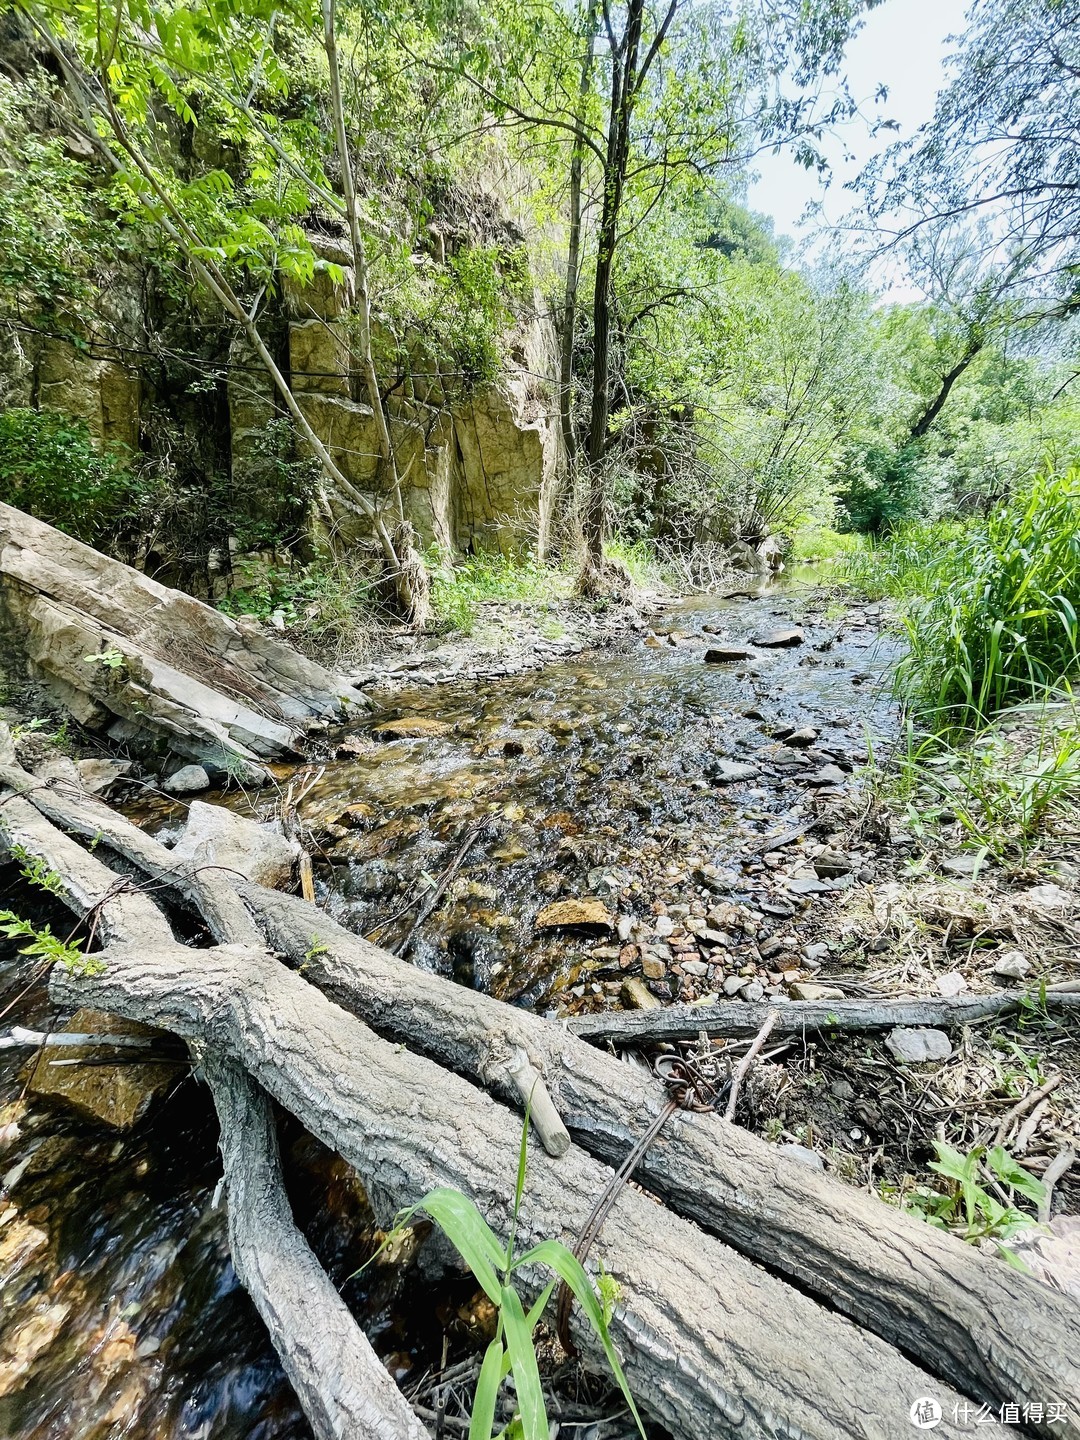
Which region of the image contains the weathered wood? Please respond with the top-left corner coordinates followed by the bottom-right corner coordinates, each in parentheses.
top-left (0, 787), bottom-right (174, 947)
top-left (505, 1047), bottom-right (571, 1157)
top-left (241, 884), bottom-right (1080, 1432)
top-left (202, 1052), bottom-right (431, 1440)
top-left (0, 745), bottom-right (261, 947)
top-left (51, 940), bottom-right (975, 1440)
top-left (9, 764), bottom-right (1080, 1431)
top-left (567, 992), bottom-right (1080, 1043)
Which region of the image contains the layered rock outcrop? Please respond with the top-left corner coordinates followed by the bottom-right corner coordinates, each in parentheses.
top-left (0, 502), bottom-right (364, 771)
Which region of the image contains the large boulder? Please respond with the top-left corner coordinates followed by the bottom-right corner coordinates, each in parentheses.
top-left (169, 800), bottom-right (300, 889)
top-left (0, 503), bottom-right (365, 771)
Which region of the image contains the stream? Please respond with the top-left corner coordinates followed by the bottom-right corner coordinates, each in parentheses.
top-left (0, 571), bottom-right (902, 1438)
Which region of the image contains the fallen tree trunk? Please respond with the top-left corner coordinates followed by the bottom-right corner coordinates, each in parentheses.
top-left (202, 1052), bottom-right (431, 1440)
top-left (8, 753), bottom-right (1080, 1432)
top-left (566, 992), bottom-right (1080, 1043)
top-left (50, 940), bottom-right (976, 1440)
top-left (241, 885), bottom-right (1080, 1427)
top-left (0, 502), bottom-right (366, 774)
top-left (0, 751), bottom-right (261, 947)
top-left (0, 788), bottom-right (174, 948)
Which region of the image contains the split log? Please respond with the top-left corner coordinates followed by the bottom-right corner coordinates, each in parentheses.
top-left (567, 993), bottom-right (1080, 1044)
top-left (201, 1052), bottom-right (431, 1440)
top-left (0, 502), bottom-right (366, 771)
top-left (240, 885), bottom-right (1080, 1428)
top-left (51, 940), bottom-right (976, 1440)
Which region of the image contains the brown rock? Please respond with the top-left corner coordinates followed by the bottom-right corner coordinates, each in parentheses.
top-left (371, 717), bottom-right (452, 740)
top-left (620, 978), bottom-right (661, 1010)
top-left (535, 898), bottom-right (614, 931)
top-left (28, 1009), bottom-right (174, 1129)
top-left (704, 646), bottom-right (755, 664)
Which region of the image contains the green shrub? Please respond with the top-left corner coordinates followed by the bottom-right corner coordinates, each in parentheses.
top-left (0, 407), bottom-right (147, 543)
top-left (856, 467), bottom-right (1080, 727)
top-left (430, 551), bottom-right (567, 634)
top-left (838, 442), bottom-right (928, 535)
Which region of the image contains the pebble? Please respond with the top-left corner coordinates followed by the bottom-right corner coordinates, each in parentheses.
top-left (884, 1028), bottom-right (953, 1063)
top-left (742, 981), bottom-right (765, 1002)
top-left (992, 950), bottom-right (1031, 981)
top-left (722, 975), bottom-right (748, 996)
top-left (782, 727), bottom-right (819, 748)
top-left (653, 915), bottom-right (675, 938)
top-left (941, 853), bottom-right (983, 879)
top-left (789, 982), bottom-right (845, 1001)
top-left (162, 764), bottom-right (210, 795)
top-left (934, 971), bottom-right (967, 996)
top-left (803, 764), bottom-right (846, 788)
top-left (709, 760), bottom-right (760, 785)
top-left (776, 1143), bottom-right (825, 1171)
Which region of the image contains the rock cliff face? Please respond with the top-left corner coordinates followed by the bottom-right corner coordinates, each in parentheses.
top-left (5, 227), bottom-right (563, 565)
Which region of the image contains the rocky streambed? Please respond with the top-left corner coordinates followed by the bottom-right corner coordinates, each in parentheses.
top-left (3, 569), bottom-right (1079, 1438)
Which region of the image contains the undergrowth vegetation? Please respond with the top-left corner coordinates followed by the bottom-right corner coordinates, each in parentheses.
top-left (848, 467), bottom-right (1080, 730)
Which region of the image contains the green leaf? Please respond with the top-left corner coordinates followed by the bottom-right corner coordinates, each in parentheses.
top-left (469, 1338), bottom-right (505, 1440)
top-left (514, 1241), bottom-right (646, 1438)
top-left (499, 1285), bottom-right (547, 1440)
top-left (412, 1189), bottom-right (506, 1304)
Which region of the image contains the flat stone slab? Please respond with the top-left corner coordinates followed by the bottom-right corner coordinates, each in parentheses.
top-left (535, 898), bottom-right (614, 930)
top-left (884, 1027), bottom-right (954, 1063)
top-left (371, 717), bottom-right (452, 740)
top-left (752, 627), bottom-right (804, 648)
top-left (709, 760), bottom-right (760, 784)
top-left (704, 646), bottom-right (755, 663)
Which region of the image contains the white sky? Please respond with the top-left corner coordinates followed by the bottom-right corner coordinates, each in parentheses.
top-left (746, 0), bottom-right (970, 260)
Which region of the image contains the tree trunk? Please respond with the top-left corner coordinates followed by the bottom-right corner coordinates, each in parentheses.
top-left (5, 742), bottom-right (1079, 1431)
top-left (557, 0), bottom-right (599, 466)
top-left (238, 884), bottom-right (1080, 1428)
top-left (49, 939), bottom-right (978, 1440)
top-left (909, 341), bottom-right (983, 440)
top-left (203, 1053), bottom-right (431, 1440)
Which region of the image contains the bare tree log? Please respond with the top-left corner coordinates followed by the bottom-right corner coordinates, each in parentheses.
top-left (239, 885), bottom-right (1080, 1428)
top-left (8, 766), bottom-right (1079, 1427)
top-left (566, 993), bottom-right (1080, 1043)
top-left (51, 940), bottom-right (977, 1440)
top-left (202, 1052), bottom-right (431, 1440)
top-left (0, 746), bottom-right (261, 947)
top-left (0, 789), bottom-right (174, 948)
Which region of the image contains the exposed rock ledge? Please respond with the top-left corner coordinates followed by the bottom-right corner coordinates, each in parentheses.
top-left (0, 503), bottom-right (365, 773)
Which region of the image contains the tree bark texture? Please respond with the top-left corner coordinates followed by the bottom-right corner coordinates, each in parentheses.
top-left (202, 1052), bottom-right (431, 1440)
top-left (50, 941), bottom-right (979, 1440)
top-left (241, 884), bottom-right (1080, 1428)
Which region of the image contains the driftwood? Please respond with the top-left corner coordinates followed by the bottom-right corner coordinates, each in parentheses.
top-left (6, 750), bottom-right (1080, 1436)
top-left (567, 992), bottom-right (1080, 1043)
top-left (241, 885), bottom-right (1080, 1427)
top-left (201, 1052), bottom-right (431, 1440)
top-left (50, 939), bottom-right (975, 1440)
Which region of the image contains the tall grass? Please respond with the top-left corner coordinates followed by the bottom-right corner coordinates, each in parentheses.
top-left (429, 551), bottom-right (570, 634)
top-left (847, 468), bottom-right (1080, 729)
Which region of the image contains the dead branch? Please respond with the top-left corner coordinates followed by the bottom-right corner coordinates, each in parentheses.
top-left (202, 1052), bottom-right (431, 1440)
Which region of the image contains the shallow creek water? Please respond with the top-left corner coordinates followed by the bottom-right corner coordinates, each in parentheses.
top-left (0, 572), bottom-right (901, 1438)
